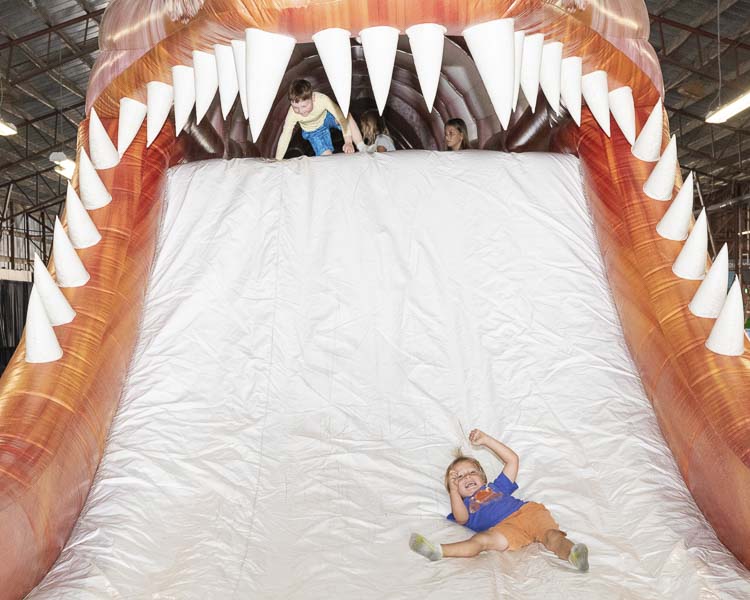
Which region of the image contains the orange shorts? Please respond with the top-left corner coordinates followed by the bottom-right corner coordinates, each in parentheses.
top-left (489, 501), bottom-right (559, 551)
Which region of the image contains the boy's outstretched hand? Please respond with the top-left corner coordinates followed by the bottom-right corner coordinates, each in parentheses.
top-left (469, 429), bottom-right (489, 446)
top-left (343, 140), bottom-right (355, 154)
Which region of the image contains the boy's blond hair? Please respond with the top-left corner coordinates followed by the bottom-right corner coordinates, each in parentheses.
top-left (288, 79), bottom-right (313, 102)
top-left (444, 451), bottom-right (487, 492)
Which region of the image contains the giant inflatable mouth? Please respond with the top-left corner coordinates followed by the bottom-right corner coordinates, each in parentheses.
top-left (2, 1), bottom-right (749, 597)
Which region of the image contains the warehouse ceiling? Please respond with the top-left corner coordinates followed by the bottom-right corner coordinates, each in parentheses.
top-left (0, 0), bottom-right (749, 224)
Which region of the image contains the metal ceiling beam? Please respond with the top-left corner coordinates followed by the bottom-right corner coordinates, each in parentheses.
top-left (650, 12), bottom-right (750, 53)
top-left (0, 9), bottom-right (105, 51)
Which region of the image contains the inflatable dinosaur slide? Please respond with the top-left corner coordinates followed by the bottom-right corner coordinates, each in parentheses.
top-left (1, 1), bottom-right (749, 598)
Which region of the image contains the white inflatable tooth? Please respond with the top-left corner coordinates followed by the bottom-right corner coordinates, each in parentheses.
top-left (632, 98), bottom-right (663, 162)
top-left (608, 86), bottom-right (636, 145)
top-left (246, 28), bottom-right (296, 141)
top-left (463, 19), bottom-right (515, 129)
top-left (513, 30), bottom-right (525, 111)
top-left (313, 28), bottom-right (353, 117)
top-left (24, 286), bottom-right (63, 363)
top-left (706, 278), bottom-right (747, 356)
top-left (657, 172), bottom-right (694, 241)
top-left (146, 81), bottom-right (174, 147)
top-left (539, 42), bottom-right (562, 114)
top-left (193, 50), bottom-right (219, 125)
top-left (88, 107), bottom-right (119, 169)
top-left (643, 135), bottom-right (678, 201)
top-left (53, 217), bottom-right (90, 288)
top-left (172, 65), bottom-right (196, 135)
top-left (581, 70), bottom-right (610, 136)
top-left (214, 44), bottom-right (240, 119)
top-left (690, 244), bottom-right (729, 318)
top-left (230, 40), bottom-right (248, 119)
top-left (560, 56), bottom-right (582, 126)
top-left (672, 208), bottom-right (707, 281)
top-left (405, 23), bottom-right (446, 113)
top-left (117, 97), bottom-right (147, 157)
top-left (33, 254), bottom-right (75, 326)
top-left (64, 183), bottom-right (101, 249)
top-left (520, 33), bottom-right (544, 112)
top-left (360, 26), bottom-right (400, 116)
top-left (78, 148), bottom-right (112, 210)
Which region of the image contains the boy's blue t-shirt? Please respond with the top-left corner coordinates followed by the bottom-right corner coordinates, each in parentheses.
top-left (447, 472), bottom-right (525, 532)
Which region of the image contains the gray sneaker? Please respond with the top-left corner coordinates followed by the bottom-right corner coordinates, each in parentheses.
top-left (569, 543), bottom-right (589, 572)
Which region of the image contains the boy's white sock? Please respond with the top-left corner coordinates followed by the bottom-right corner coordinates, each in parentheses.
top-left (409, 533), bottom-right (443, 561)
top-left (356, 141), bottom-right (366, 152)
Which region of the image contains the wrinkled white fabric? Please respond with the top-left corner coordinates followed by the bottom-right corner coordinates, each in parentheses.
top-left (30, 151), bottom-right (750, 599)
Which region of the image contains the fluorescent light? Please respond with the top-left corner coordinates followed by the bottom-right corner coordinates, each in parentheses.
top-left (706, 90), bottom-right (750, 123)
top-left (54, 159), bottom-right (76, 179)
top-left (0, 118), bottom-right (17, 136)
top-left (49, 151), bottom-right (76, 179)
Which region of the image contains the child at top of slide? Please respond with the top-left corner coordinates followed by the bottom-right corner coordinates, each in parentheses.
top-left (275, 79), bottom-right (356, 159)
top-left (409, 428), bottom-right (589, 571)
top-left (355, 110), bottom-right (396, 153)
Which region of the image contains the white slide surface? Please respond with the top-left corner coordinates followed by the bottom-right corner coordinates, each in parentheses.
top-left (30, 151), bottom-right (750, 599)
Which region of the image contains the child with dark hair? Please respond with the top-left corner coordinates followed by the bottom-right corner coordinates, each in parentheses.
top-left (409, 428), bottom-right (589, 571)
top-left (444, 118), bottom-right (470, 151)
top-left (276, 79), bottom-right (357, 159)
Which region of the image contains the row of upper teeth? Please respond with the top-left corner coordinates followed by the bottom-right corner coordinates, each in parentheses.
top-left (23, 20), bottom-right (746, 363)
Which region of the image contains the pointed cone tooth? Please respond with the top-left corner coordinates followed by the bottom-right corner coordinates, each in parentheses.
top-left (246, 28), bottom-right (296, 141)
top-left (53, 217), bottom-right (90, 288)
top-left (24, 286), bottom-right (63, 363)
top-left (405, 23), bottom-right (446, 113)
top-left (463, 19), bottom-right (514, 129)
top-left (117, 97), bottom-right (147, 157)
top-left (360, 26), bottom-right (400, 115)
top-left (65, 184), bottom-right (101, 249)
top-left (313, 28), bottom-right (353, 117)
top-left (690, 244), bottom-right (730, 318)
top-left (706, 278), bottom-right (747, 356)
top-left (193, 50), bottom-right (219, 125)
top-left (512, 30), bottom-right (525, 111)
top-left (230, 40), bottom-right (248, 119)
top-left (214, 44), bottom-right (240, 119)
top-left (146, 81), bottom-right (174, 147)
top-left (520, 33), bottom-right (544, 113)
top-left (33, 254), bottom-right (75, 326)
top-left (560, 56), bottom-right (582, 126)
top-left (88, 107), bottom-right (120, 169)
top-left (608, 86), bottom-right (636, 145)
top-left (581, 70), bottom-right (610, 136)
top-left (172, 65), bottom-right (196, 135)
top-left (78, 148), bottom-right (112, 210)
top-left (672, 208), bottom-right (708, 280)
top-left (644, 135), bottom-right (678, 200)
top-left (657, 172), bottom-right (695, 240)
top-left (539, 42), bottom-right (563, 114)
top-left (632, 99), bottom-right (664, 162)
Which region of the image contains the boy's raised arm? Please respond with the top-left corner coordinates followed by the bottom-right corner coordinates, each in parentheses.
top-left (469, 429), bottom-right (519, 482)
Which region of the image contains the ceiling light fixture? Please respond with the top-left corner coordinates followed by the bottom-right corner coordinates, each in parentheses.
top-left (0, 118), bottom-right (17, 136)
top-left (50, 151), bottom-right (76, 179)
top-left (706, 90), bottom-right (750, 124)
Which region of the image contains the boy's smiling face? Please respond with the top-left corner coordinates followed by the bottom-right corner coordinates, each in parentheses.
top-left (453, 459), bottom-right (486, 498)
top-left (291, 97), bottom-right (313, 117)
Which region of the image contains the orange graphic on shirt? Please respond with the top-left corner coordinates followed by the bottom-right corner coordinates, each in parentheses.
top-left (468, 487), bottom-right (504, 514)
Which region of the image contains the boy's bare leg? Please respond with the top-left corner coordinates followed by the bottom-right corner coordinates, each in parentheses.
top-left (442, 531), bottom-right (509, 558)
top-left (543, 529), bottom-right (589, 571)
top-left (410, 531), bottom-right (508, 561)
top-left (321, 150), bottom-right (332, 155)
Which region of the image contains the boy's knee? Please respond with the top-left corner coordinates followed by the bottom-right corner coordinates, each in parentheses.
top-left (475, 531), bottom-right (509, 553)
